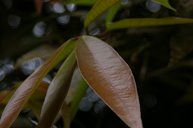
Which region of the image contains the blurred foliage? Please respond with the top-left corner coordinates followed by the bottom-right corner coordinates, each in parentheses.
top-left (1, 0), bottom-right (193, 128)
top-left (153, 0), bottom-right (176, 11)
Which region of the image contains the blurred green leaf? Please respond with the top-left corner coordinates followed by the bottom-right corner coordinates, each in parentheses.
top-left (66, 0), bottom-right (96, 5)
top-left (153, 0), bottom-right (176, 11)
top-left (0, 39), bottom-right (76, 128)
top-left (105, 3), bottom-right (121, 28)
top-left (107, 17), bottom-right (193, 30)
top-left (0, 90), bottom-right (10, 104)
top-left (69, 78), bottom-right (88, 119)
top-left (37, 50), bottom-right (76, 128)
top-left (76, 36), bottom-right (143, 128)
top-left (84, 0), bottom-right (120, 28)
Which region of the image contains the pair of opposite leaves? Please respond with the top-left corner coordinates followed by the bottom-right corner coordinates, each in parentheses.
top-left (0, 36), bottom-right (142, 128)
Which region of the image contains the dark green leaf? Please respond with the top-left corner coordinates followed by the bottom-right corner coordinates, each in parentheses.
top-left (66, 0), bottom-right (96, 5)
top-left (107, 17), bottom-right (193, 30)
top-left (69, 78), bottom-right (88, 119)
top-left (105, 3), bottom-right (121, 27)
top-left (84, 0), bottom-right (119, 28)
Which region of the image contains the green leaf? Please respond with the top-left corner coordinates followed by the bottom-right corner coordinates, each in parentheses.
top-left (76, 35), bottom-right (143, 128)
top-left (107, 17), bottom-right (193, 30)
top-left (69, 78), bottom-right (88, 119)
top-left (61, 102), bottom-right (71, 128)
top-left (84, 0), bottom-right (120, 28)
top-left (153, 0), bottom-right (176, 11)
top-left (105, 3), bottom-right (121, 28)
top-left (0, 39), bottom-right (76, 128)
top-left (66, 0), bottom-right (96, 6)
top-left (37, 50), bottom-right (76, 128)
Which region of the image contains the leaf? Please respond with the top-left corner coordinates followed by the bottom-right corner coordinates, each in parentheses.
top-left (107, 17), bottom-right (193, 30)
top-left (153, 0), bottom-right (176, 11)
top-left (0, 81), bottom-right (48, 117)
top-left (61, 102), bottom-right (71, 128)
top-left (69, 78), bottom-right (88, 119)
top-left (105, 3), bottom-right (121, 28)
top-left (84, 0), bottom-right (119, 28)
top-left (37, 51), bottom-right (76, 128)
top-left (66, 0), bottom-right (96, 6)
top-left (26, 81), bottom-right (48, 118)
top-left (0, 39), bottom-right (76, 128)
top-left (76, 35), bottom-right (143, 128)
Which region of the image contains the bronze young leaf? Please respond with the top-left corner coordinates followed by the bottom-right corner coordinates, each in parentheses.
top-left (76, 35), bottom-right (143, 128)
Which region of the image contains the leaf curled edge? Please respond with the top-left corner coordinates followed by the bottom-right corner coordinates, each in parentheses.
top-left (76, 35), bottom-right (143, 128)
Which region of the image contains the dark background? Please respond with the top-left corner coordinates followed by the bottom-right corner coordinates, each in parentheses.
top-left (1, 0), bottom-right (193, 128)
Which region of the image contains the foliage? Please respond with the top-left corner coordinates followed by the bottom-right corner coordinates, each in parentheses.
top-left (153, 0), bottom-right (176, 11)
top-left (0, 0), bottom-right (193, 128)
top-left (76, 36), bottom-right (142, 128)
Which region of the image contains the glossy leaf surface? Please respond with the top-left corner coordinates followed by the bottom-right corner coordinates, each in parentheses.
top-left (84, 0), bottom-right (119, 28)
top-left (37, 51), bottom-right (76, 128)
top-left (76, 36), bottom-right (143, 128)
top-left (0, 39), bottom-right (76, 128)
top-left (153, 0), bottom-right (176, 11)
top-left (107, 17), bottom-right (193, 30)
